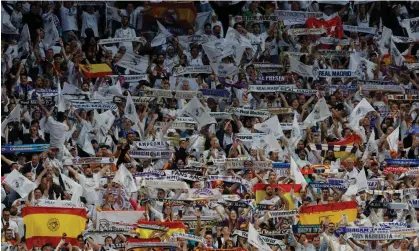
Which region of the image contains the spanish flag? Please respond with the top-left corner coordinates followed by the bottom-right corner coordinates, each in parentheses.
top-left (253, 184), bottom-right (301, 210)
top-left (135, 221), bottom-right (185, 241)
top-left (22, 207), bottom-right (87, 249)
top-left (328, 133), bottom-right (361, 159)
top-left (306, 16), bottom-right (344, 38)
top-left (299, 201), bottom-right (357, 225)
top-left (79, 64), bottom-right (112, 78)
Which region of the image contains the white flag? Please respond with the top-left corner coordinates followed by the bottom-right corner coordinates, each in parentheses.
top-left (248, 223), bottom-right (272, 251)
top-left (108, 81), bottom-right (123, 96)
top-left (77, 124), bottom-right (95, 156)
top-left (344, 168), bottom-right (368, 196)
top-left (401, 17), bottom-right (419, 40)
top-left (1, 104), bottom-right (22, 135)
top-left (194, 11), bottom-right (212, 35)
top-left (116, 53), bottom-right (149, 74)
top-left (289, 57), bottom-right (317, 78)
top-left (18, 24), bottom-right (30, 49)
top-left (254, 116), bottom-right (284, 139)
top-left (106, 4), bottom-right (121, 22)
top-left (61, 174), bottom-right (83, 205)
top-left (113, 164), bottom-right (137, 193)
top-left (263, 133), bottom-right (284, 156)
top-left (387, 126), bottom-right (400, 153)
top-left (4, 170), bottom-right (37, 198)
top-left (57, 80), bottom-right (66, 112)
top-left (63, 82), bottom-right (81, 94)
top-left (362, 130), bottom-right (378, 161)
top-left (303, 98), bottom-right (331, 127)
top-left (1, 7), bottom-right (18, 34)
top-left (151, 21), bottom-right (172, 47)
top-left (379, 26), bottom-right (392, 54)
top-left (210, 63), bottom-right (239, 77)
top-left (43, 19), bottom-right (59, 49)
top-left (349, 52), bottom-right (376, 80)
top-left (289, 112), bottom-right (302, 148)
top-left (348, 98), bottom-right (375, 129)
top-left (291, 157), bottom-right (307, 185)
top-left (124, 92), bottom-right (139, 124)
top-left (181, 97), bottom-right (216, 127)
top-left (390, 38), bottom-right (404, 66)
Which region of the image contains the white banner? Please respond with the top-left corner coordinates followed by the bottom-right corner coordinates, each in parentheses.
top-left (134, 141), bottom-right (167, 149)
top-left (391, 35), bottom-right (416, 43)
top-left (361, 85), bottom-right (405, 93)
top-left (209, 112), bottom-right (233, 120)
top-left (317, 37), bottom-right (350, 45)
top-left (283, 18), bottom-right (308, 26)
top-left (71, 102), bottom-right (118, 110)
top-left (109, 75), bottom-right (149, 83)
top-left (98, 37), bottom-right (143, 45)
top-left (106, 5), bottom-right (121, 22)
top-left (144, 180), bottom-right (189, 190)
top-left (155, 121), bottom-right (195, 130)
top-left (33, 200), bottom-right (83, 208)
top-left (63, 157), bottom-right (115, 165)
top-left (267, 210), bottom-right (299, 218)
top-left (276, 10), bottom-right (322, 20)
top-left (229, 108), bottom-right (270, 117)
top-left (288, 28), bottom-right (326, 36)
top-left (173, 65), bottom-right (213, 76)
top-left (143, 89), bottom-right (202, 99)
top-left (317, 69), bottom-right (364, 79)
top-left (289, 57), bottom-right (317, 78)
top-left (128, 150), bottom-right (172, 159)
top-left (343, 25), bottom-right (377, 34)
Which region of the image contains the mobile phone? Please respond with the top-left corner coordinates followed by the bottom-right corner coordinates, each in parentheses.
top-left (178, 210), bottom-right (183, 218)
top-left (274, 188), bottom-right (279, 193)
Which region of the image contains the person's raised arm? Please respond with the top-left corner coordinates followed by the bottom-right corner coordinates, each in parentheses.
top-left (37, 100), bottom-right (51, 119)
top-left (66, 165), bottom-right (79, 180)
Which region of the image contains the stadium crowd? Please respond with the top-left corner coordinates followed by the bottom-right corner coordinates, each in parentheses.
top-left (1, 1), bottom-right (419, 251)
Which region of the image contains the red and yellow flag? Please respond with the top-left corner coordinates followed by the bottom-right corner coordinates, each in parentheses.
top-left (22, 207), bottom-right (87, 249)
top-left (253, 184), bottom-right (302, 209)
top-left (327, 133), bottom-right (361, 159)
top-left (306, 16), bottom-right (344, 38)
top-left (80, 64), bottom-right (112, 78)
top-left (135, 221), bottom-right (185, 241)
top-left (299, 201), bottom-right (358, 225)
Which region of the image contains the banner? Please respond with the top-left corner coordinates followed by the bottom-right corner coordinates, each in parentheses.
top-left (155, 122), bottom-right (194, 130)
top-left (229, 108), bottom-right (270, 117)
top-left (343, 25), bottom-right (377, 34)
top-left (283, 18), bottom-right (307, 26)
top-left (292, 225), bottom-right (322, 234)
top-left (276, 10), bottom-right (323, 20)
top-left (257, 75), bottom-right (286, 82)
top-left (310, 182), bottom-right (347, 190)
top-left (169, 170), bottom-right (204, 181)
top-left (317, 69), bottom-right (363, 79)
top-left (206, 175), bottom-right (243, 183)
top-left (288, 28), bottom-right (326, 36)
top-left (361, 85), bottom-right (405, 93)
top-left (200, 89), bottom-right (230, 98)
top-left (235, 133), bottom-right (266, 141)
top-left (299, 201), bottom-right (357, 224)
top-left (63, 157), bottom-right (115, 165)
top-left (387, 95), bottom-right (419, 101)
top-left (249, 85), bottom-right (317, 95)
top-left (368, 201), bottom-right (409, 210)
top-left (391, 35), bottom-right (416, 43)
top-left (308, 143), bottom-right (357, 153)
top-left (346, 232), bottom-right (403, 240)
top-left (244, 15), bottom-right (280, 22)
top-left (1, 144), bottom-right (50, 153)
top-left (258, 108), bottom-right (294, 114)
top-left (209, 112), bottom-right (233, 120)
top-left (267, 210), bottom-right (299, 218)
top-left (384, 159), bottom-right (419, 166)
top-left (143, 89), bottom-right (202, 99)
top-left (33, 200), bottom-right (82, 208)
top-left (317, 37), bottom-right (350, 45)
top-left (170, 233), bottom-right (207, 246)
top-left (135, 141), bottom-right (167, 149)
top-left (109, 75), bottom-right (149, 83)
top-left (71, 102), bottom-right (117, 111)
top-left (317, 50), bottom-right (351, 57)
top-left (224, 159), bottom-right (272, 170)
top-left (173, 65), bottom-right (213, 76)
top-left (128, 150), bottom-right (172, 159)
top-left (136, 220), bottom-right (185, 240)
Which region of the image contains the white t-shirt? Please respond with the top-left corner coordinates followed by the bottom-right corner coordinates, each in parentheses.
top-left (78, 173), bottom-right (101, 205)
top-left (259, 196), bottom-right (280, 205)
top-left (1, 219), bottom-right (19, 237)
top-left (114, 27), bottom-right (136, 52)
top-left (45, 116), bottom-right (69, 148)
top-left (81, 11), bottom-right (100, 37)
top-left (60, 6), bottom-right (78, 32)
